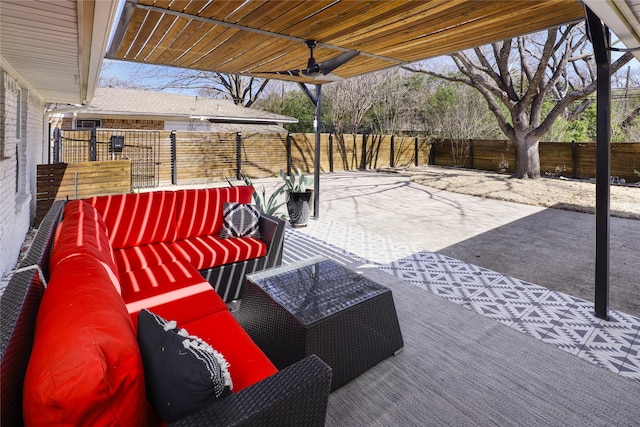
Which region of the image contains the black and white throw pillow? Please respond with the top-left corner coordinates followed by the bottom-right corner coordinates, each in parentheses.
top-left (220, 202), bottom-right (261, 239)
top-left (137, 309), bottom-right (233, 422)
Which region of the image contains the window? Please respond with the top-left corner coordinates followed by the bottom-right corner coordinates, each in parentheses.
top-left (16, 88), bottom-right (21, 139)
top-left (15, 143), bottom-right (19, 193)
top-left (76, 119), bottom-right (101, 129)
top-left (15, 88), bottom-right (26, 196)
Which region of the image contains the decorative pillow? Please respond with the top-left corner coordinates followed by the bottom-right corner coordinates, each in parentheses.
top-left (219, 202), bottom-right (261, 239)
top-left (137, 309), bottom-right (233, 422)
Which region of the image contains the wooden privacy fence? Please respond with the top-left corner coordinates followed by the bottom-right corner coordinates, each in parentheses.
top-left (40, 132), bottom-right (639, 223)
top-left (170, 132), bottom-right (430, 185)
top-left (430, 140), bottom-right (640, 182)
top-left (37, 132), bottom-right (428, 223)
top-left (36, 161), bottom-right (131, 225)
top-left (52, 129), bottom-right (430, 187)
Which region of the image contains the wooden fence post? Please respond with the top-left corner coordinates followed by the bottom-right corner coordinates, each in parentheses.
top-left (90, 129), bottom-right (97, 162)
top-left (286, 133), bottom-right (292, 175)
top-left (53, 127), bottom-right (61, 163)
top-left (329, 133), bottom-right (334, 172)
top-left (429, 140), bottom-right (435, 165)
top-left (361, 134), bottom-right (367, 170)
top-left (469, 139), bottom-right (474, 169)
top-left (170, 131), bottom-right (177, 185)
top-left (572, 141), bottom-right (577, 179)
top-left (236, 132), bottom-right (243, 180)
top-left (390, 135), bottom-right (395, 168)
top-left (415, 137), bottom-right (419, 166)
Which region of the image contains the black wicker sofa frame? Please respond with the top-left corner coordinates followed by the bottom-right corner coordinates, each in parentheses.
top-left (1, 200), bottom-right (332, 427)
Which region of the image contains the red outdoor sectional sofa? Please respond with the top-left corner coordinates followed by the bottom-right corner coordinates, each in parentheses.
top-left (0, 186), bottom-right (332, 426)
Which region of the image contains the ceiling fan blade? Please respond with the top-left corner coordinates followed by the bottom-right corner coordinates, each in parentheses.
top-left (258, 41), bottom-right (359, 81)
top-left (312, 72), bottom-right (343, 82)
top-left (317, 50), bottom-right (360, 75)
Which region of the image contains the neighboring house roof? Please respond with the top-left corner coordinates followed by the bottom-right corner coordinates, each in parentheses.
top-left (55, 88), bottom-right (298, 126)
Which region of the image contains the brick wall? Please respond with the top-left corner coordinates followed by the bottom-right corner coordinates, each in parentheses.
top-left (25, 82), bottom-right (45, 215)
top-left (56, 117), bottom-right (164, 130)
top-left (0, 69), bottom-right (45, 278)
top-left (61, 117), bottom-right (73, 129)
top-left (101, 118), bottom-right (164, 130)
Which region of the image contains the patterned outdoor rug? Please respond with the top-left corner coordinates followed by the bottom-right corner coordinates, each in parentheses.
top-left (283, 219), bottom-right (640, 383)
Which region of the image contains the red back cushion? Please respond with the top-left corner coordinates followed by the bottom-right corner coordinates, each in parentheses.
top-left (86, 191), bottom-right (178, 249)
top-left (175, 187), bottom-right (254, 240)
top-left (50, 200), bottom-right (118, 279)
top-left (23, 256), bottom-right (157, 426)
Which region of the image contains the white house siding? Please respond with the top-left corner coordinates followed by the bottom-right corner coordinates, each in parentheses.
top-left (165, 119), bottom-right (216, 132)
top-left (0, 69), bottom-right (45, 278)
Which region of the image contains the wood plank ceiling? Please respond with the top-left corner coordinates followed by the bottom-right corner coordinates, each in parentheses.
top-left (108, 0), bottom-right (586, 84)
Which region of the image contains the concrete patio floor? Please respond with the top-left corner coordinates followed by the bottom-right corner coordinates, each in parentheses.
top-left (270, 170), bottom-right (639, 318)
top-left (273, 170), bottom-right (639, 383)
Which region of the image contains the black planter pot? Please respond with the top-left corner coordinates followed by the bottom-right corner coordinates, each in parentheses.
top-left (286, 190), bottom-right (313, 228)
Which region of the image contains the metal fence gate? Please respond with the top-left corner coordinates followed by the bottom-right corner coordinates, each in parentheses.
top-left (53, 128), bottom-right (160, 188)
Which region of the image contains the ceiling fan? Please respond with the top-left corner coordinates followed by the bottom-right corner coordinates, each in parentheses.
top-left (262, 40), bottom-right (360, 81)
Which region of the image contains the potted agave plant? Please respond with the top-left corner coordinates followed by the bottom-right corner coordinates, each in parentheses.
top-left (280, 168), bottom-right (314, 228)
top-left (229, 173), bottom-right (287, 217)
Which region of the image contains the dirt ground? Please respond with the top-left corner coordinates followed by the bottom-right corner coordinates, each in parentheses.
top-left (400, 166), bottom-right (639, 220)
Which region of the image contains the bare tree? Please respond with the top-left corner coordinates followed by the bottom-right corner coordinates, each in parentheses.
top-left (99, 60), bottom-right (270, 107)
top-left (99, 62), bottom-right (146, 89)
top-left (158, 71), bottom-right (270, 108)
top-left (368, 70), bottom-right (420, 134)
top-left (404, 24), bottom-right (633, 178)
top-left (324, 73), bottom-right (383, 134)
top-left (198, 73), bottom-right (270, 107)
top-left (423, 82), bottom-right (501, 140)
top-left (99, 76), bottom-right (142, 89)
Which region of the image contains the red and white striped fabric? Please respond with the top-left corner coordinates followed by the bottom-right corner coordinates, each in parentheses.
top-left (171, 234), bottom-right (266, 271)
top-left (120, 260), bottom-right (229, 329)
top-left (86, 191), bottom-right (178, 249)
top-left (113, 242), bottom-right (183, 274)
top-left (50, 200), bottom-right (119, 279)
top-left (119, 260), bottom-right (203, 303)
top-left (175, 187), bottom-right (253, 240)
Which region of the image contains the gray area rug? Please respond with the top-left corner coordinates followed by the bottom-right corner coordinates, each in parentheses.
top-left (325, 266), bottom-right (640, 427)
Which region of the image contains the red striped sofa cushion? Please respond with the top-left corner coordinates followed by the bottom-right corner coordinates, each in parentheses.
top-left (175, 187), bottom-right (254, 240)
top-left (171, 235), bottom-right (267, 271)
top-left (119, 260), bottom-right (206, 305)
top-left (120, 259), bottom-right (230, 332)
top-left (50, 200), bottom-right (118, 278)
top-left (113, 242), bottom-right (184, 274)
top-left (86, 191), bottom-right (178, 249)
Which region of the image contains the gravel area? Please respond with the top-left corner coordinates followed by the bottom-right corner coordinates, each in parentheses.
top-left (400, 166), bottom-right (639, 220)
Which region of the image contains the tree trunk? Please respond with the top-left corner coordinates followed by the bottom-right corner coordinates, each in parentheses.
top-left (514, 136), bottom-right (541, 178)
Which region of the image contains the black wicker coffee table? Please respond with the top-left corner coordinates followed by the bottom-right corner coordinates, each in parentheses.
top-left (237, 256), bottom-right (404, 390)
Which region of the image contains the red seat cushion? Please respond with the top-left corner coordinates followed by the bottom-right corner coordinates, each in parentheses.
top-left (23, 256), bottom-right (155, 426)
top-left (182, 311), bottom-right (278, 392)
top-left (113, 241), bottom-right (186, 274)
top-left (50, 200), bottom-right (118, 278)
top-left (129, 289), bottom-right (230, 332)
top-left (175, 187), bottom-right (254, 240)
top-left (86, 191), bottom-right (178, 249)
top-left (119, 260), bottom-right (207, 305)
top-left (172, 235), bottom-right (267, 270)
